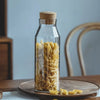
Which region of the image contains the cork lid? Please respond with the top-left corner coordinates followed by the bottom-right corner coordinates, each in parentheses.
top-left (40, 11), bottom-right (56, 19)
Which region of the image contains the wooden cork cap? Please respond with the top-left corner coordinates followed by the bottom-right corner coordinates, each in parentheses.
top-left (40, 12), bottom-right (56, 19)
top-left (40, 12), bottom-right (56, 24)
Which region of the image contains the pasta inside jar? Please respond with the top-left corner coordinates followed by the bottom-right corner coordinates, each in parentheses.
top-left (35, 41), bottom-right (59, 91)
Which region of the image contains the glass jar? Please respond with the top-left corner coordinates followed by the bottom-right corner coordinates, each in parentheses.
top-left (35, 12), bottom-right (60, 91)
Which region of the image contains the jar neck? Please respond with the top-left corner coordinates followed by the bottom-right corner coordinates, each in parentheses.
top-left (39, 19), bottom-right (56, 26)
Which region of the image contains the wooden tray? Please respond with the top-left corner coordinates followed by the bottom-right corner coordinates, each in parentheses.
top-left (19, 79), bottom-right (99, 99)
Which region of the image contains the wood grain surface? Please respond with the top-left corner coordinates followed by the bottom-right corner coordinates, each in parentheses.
top-left (18, 80), bottom-right (99, 99)
top-left (0, 75), bottom-right (100, 92)
top-left (0, 75), bottom-right (100, 100)
top-left (0, 44), bottom-right (8, 80)
top-left (0, 37), bottom-right (13, 80)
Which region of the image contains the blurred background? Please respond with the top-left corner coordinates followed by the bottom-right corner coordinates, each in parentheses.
top-left (7, 0), bottom-right (100, 79)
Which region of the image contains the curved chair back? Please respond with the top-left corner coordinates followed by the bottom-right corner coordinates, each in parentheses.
top-left (65, 23), bottom-right (100, 76)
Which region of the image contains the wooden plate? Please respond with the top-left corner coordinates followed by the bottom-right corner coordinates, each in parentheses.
top-left (18, 79), bottom-right (99, 99)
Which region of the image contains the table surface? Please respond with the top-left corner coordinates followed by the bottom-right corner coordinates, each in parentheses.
top-left (1, 75), bottom-right (100, 100)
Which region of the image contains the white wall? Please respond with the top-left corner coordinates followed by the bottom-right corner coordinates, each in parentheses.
top-left (8, 0), bottom-right (100, 79)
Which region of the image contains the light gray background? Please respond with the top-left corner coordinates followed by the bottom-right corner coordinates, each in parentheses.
top-left (7, 0), bottom-right (100, 79)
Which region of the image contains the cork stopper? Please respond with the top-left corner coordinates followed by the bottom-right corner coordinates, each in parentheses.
top-left (40, 12), bottom-right (56, 24)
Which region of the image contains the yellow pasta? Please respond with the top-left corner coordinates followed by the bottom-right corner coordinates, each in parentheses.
top-left (49, 90), bottom-right (59, 95)
top-left (68, 91), bottom-right (77, 95)
top-left (35, 41), bottom-right (59, 91)
top-left (60, 88), bottom-right (68, 95)
top-left (49, 89), bottom-right (83, 96)
top-left (68, 89), bottom-right (83, 95)
top-left (72, 89), bottom-right (83, 94)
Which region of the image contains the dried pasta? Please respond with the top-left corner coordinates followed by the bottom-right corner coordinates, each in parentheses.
top-left (49, 88), bottom-right (83, 95)
top-left (35, 41), bottom-right (59, 91)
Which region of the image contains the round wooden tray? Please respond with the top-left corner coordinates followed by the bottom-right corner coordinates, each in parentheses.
top-left (19, 79), bottom-right (99, 99)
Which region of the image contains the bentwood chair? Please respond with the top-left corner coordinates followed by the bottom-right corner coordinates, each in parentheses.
top-left (65, 23), bottom-right (100, 77)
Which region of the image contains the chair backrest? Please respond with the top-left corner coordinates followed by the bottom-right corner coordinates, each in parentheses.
top-left (65, 23), bottom-right (100, 76)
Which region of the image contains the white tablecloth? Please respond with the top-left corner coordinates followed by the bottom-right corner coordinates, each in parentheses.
top-left (2, 91), bottom-right (39, 100)
top-left (2, 89), bottom-right (100, 100)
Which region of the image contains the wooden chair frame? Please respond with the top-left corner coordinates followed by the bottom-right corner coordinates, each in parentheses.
top-left (77, 26), bottom-right (100, 76)
top-left (65, 23), bottom-right (100, 76)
